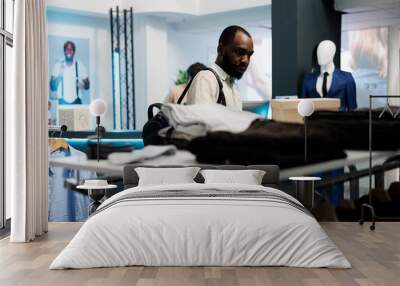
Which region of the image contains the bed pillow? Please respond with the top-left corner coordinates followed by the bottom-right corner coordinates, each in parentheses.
top-left (135, 167), bottom-right (201, 186)
top-left (200, 169), bottom-right (266, 185)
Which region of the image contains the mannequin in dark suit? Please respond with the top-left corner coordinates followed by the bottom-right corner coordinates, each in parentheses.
top-left (301, 40), bottom-right (357, 111)
top-left (301, 40), bottom-right (357, 207)
top-left (301, 69), bottom-right (357, 111)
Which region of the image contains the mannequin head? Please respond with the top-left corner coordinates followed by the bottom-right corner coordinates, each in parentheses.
top-left (317, 40), bottom-right (336, 66)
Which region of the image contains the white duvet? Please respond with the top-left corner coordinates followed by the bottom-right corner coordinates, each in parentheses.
top-left (50, 183), bottom-right (351, 269)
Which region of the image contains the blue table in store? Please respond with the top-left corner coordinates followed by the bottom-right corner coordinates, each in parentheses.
top-left (49, 130), bottom-right (145, 152)
top-left (66, 138), bottom-right (144, 153)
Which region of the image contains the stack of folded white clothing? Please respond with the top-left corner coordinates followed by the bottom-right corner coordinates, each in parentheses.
top-left (161, 104), bottom-right (261, 138)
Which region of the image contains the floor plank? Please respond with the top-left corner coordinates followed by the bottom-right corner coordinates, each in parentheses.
top-left (0, 222), bottom-right (399, 286)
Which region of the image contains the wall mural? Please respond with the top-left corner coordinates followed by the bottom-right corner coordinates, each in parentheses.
top-left (341, 27), bottom-right (388, 108)
top-left (48, 35), bottom-right (91, 127)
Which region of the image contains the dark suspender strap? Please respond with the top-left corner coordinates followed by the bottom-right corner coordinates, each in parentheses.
top-left (177, 67), bottom-right (226, 106)
top-left (75, 61), bottom-right (80, 99)
top-left (177, 77), bottom-right (195, 104)
top-left (206, 68), bottom-right (226, 106)
top-left (147, 103), bottom-right (164, 119)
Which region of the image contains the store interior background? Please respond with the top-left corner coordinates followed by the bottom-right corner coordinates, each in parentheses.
top-left (46, 0), bottom-right (400, 131)
top-left (47, 0), bottom-right (271, 130)
top-left (19, 0), bottom-right (400, 222)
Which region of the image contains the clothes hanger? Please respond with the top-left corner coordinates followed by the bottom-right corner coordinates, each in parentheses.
top-left (378, 97), bottom-right (394, 118)
top-left (394, 106), bottom-right (400, 119)
top-left (49, 138), bottom-right (69, 153)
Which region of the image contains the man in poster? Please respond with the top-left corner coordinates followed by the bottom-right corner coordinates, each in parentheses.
top-left (50, 41), bottom-right (90, 104)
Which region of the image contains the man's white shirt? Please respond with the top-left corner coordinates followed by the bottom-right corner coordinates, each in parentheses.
top-left (185, 63), bottom-right (243, 111)
top-left (51, 58), bottom-right (88, 103)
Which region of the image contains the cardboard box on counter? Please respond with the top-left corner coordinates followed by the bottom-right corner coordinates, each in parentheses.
top-left (271, 98), bottom-right (340, 124)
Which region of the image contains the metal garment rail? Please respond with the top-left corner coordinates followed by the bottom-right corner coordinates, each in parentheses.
top-left (315, 160), bottom-right (400, 201)
top-left (360, 95), bottom-right (400, 230)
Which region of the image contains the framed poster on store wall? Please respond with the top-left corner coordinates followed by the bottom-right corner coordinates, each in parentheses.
top-left (48, 35), bottom-right (91, 126)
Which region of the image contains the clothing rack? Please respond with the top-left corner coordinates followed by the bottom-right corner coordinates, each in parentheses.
top-left (359, 95), bottom-right (400, 230)
top-left (315, 160), bottom-right (400, 200)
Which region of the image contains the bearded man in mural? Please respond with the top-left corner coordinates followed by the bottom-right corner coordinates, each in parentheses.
top-left (49, 41), bottom-right (90, 104)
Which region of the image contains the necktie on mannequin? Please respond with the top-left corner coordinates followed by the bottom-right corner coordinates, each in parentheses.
top-left (322, 72), bottom-right (329, 97)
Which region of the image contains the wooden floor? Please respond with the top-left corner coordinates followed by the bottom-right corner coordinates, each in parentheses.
top-left (1, 222), bottom-right (400, 286)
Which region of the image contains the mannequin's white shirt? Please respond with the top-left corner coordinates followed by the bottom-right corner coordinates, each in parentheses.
top-left (316, 63), bottom-right (335, 97)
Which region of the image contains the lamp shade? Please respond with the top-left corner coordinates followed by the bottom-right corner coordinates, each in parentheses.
top-left (297, 100), bottom-right (315, 117)
top-left (89, 99), bottom-right (107, 116)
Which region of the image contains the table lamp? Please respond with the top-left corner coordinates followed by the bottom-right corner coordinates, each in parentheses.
top-left (89, 99), bottom-right (107, 161)
top-left (297, 99), bottom-right (315, 163)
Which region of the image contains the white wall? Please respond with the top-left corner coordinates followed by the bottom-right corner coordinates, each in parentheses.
top-left (197, 0), bottom-right (270, 15)
top-left (335, 0), bottom-right (400, 12)
top-left (339, 0), bottom-right (400, 31)
top-left (47, 0), bottom-right (269, 17)
top-left (134, 15), bottom-right (169, 129)
top-left (172, 6), bottom-right (270, 33)
top-left (47, 0), bottom-right (197, 17)
top-left (167, 29), bottom-right (218, 89)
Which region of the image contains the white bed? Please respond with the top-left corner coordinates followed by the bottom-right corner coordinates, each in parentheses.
top-left (50, 175), bottom-right (350, 269)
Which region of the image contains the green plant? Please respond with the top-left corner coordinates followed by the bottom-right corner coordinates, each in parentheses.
top-left (175, 69), bottom-right (189, 85)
